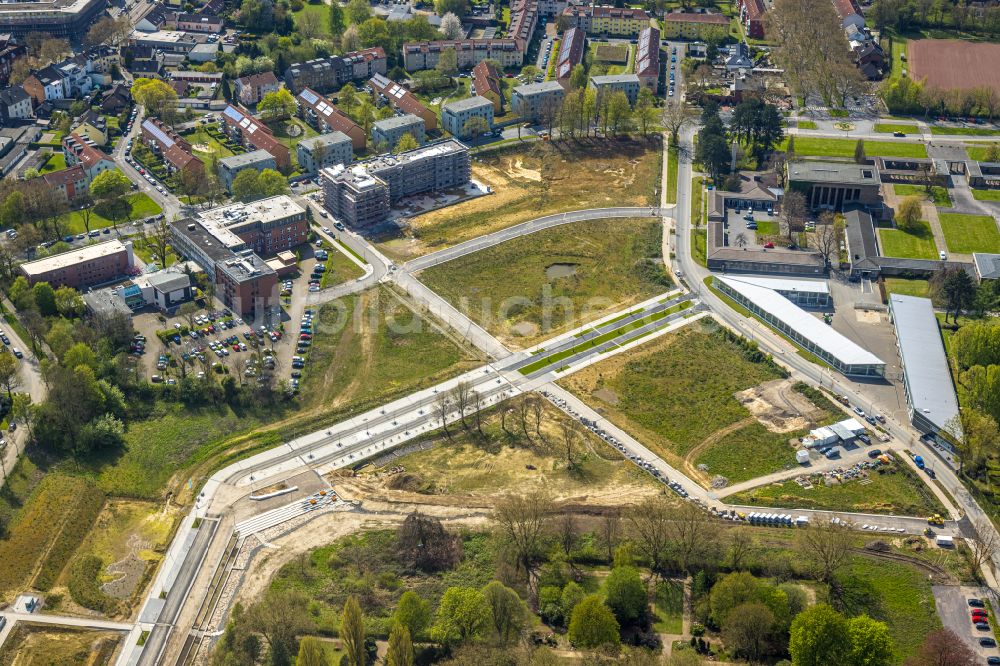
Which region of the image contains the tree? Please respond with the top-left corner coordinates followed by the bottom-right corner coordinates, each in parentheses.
top-left (258, 88), bottom-right (297, 121)
top-left (244, 588), bottom-right (314, 666)
top-left (296, 9), bottom-right (324, 38)
top-left (32, 281), bottom-right (56, 316)
top-left (356, 17), bottom-right (390, 49)
top-left (492, 492), bottom-right (549, 583)
top-left (482, 581), bottom-right (527, 645)
top-left (569, 63), bottom-right (588, 90)
top-left (341, 24), bottom-right (361, 51)
top-left (969, 517), bottom-right (1000, 575)
top-left (395, 132), bottom-right (420, 154)
top-left (132, 78), bottom-right (179, 122)
top-left (396, 511), bottom-right (462, 572)
top-left (347, 0), bottom-right (372, 23)
top-left (462, 116), bottom-right (490, 139)
top-left (781, 189), bottom-right (808, 241)
top-left (847, 614), bottom-right (893, 666)
top-left (0, 352), bottom-right (20, 401)
top-left (815, 211), bottom-right (843, 268)
top-left (729, 99), bottom-right (785, 160)
top-left (904, 628), bottom-right (976, 666)
top-left (567, 595), bottom-right (620, 649)
top-left (435, 0), bottom-right (468, 17)
top-left (941, 268), bottom-right (976, 323)
top-left (339, 83), bottom-right (358, 113)
top-left (895, 195), bottom-right (922, 232)
top-left (696, 129), bottom-right (731, 181)
top-left (258, 169), bottom-right (290, 195)
top-left (90, 170), bottom-right (132, 231)
top-left (441, 12), bottom-right (463, 39)
top-left (796, 522), bottom-right (852, 584)
top-left (724, 602), bottom-right (776, 662)
top-left (603, 566), bottom-right (646, 626)
top-left (145, 218), bottom-right (173, 270)
top-left (626, 496), bottom-right (672, 575)
top-left (297, 637), bottom-right (329, 666)
top-left (393, 591), bottom-right (431, 640)
top-left (437, 47), bottom-right (458, 77)
top-left (789, 604), bottom-right (850, 666)
top-left (432, 586), bottom-right (489, 645)
top-left (670, 502), bottom-right (721, 573)
top-left (342, 595), bottom-right (366, 666)
top-left (329, 1), bottom-right (346, 35)
top-left (854, 138), bottom-right (867, 164)
top-left (386, 624), bottom-right (413, 666)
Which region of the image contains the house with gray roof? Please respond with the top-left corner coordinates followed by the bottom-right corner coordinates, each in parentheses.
top-left (371, 113), bottom-right (426, 152)
top-left (217, 149), bottom-right (277, 192)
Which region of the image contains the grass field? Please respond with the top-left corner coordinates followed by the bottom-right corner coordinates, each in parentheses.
top-left (755, 220), bottom-right (780, 236)
top-left (931, 126), bottom-right (1000, 136)
top-left (729, 453), bottom-right (946, 515)
top-left (694, 423), bottom-right (799, 484)
top-left (878, 220), bottom-right (938, 259)
top-left (379, 139), bottom-right (662, 261)
top-left (778, 136), bottom-right (927, 158)
top-left (369, 397), bottom-right (660, 501)
top-left (559, 321), bottom-right (786, 463)
top-left (940, 212), bottom-right (1000, 254)
top-left (66, 194), bottom-right (162, 235)
top-left (39, 151), bottom-right (67, 173)
top-left (273, 117), bottom-right (319, 158)
top-left (0, 626), bottom-right (121, 666)
top-left (299, 287), bottom-right (482, 411)
top-left (653, 580), bottom-right (684, 633)
top-left (292, 1), bottom-right (334, 36)
top-left (883, 277), bottom-right (931, 299)
top-left (320, 247), bottom-right (365, 288)
top-left (966, 143), bottom-right (1000, 161)
top-left (797, 120), bottom-right (817, 130)
top-left (132, 235), bottom-right (178, 268)
top-left (691, 228), bottom-right (707, 267)
top-left (893, 183), bottom-right (951, 207)
top-left (874, 123), bottom-right (919, 134)
top-left (184, 127), bottom-right (237, 160)
top-left (691, 177), bottom-right (704, 227)
top-left (418, 218), bottom-right (671, 347)
top-left (666, 145), bottom-right (678, 204)
top-left (973, 189), bottom-right (1000, 201)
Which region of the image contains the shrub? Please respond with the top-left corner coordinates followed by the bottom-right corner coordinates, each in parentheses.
top-left (68, 554), bottom-right (120, 615)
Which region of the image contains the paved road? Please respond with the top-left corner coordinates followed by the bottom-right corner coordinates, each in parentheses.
top-left (403, 207), bottom-right (662, 272)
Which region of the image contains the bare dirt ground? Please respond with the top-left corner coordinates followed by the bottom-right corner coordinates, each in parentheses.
top-left (908, 39), bottom-right (1000, 94)
top-left (736, 378), bottom-right (821, 433)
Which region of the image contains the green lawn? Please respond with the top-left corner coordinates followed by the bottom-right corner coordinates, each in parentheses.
top-left (40, 152), bottom-right (67, 173)
top-left (883, 277), bottom-right (931, 299)
top-left (939, 212), bottom-right (1000, 254)
top-left (690, 177), bottom-right (704, 227)
top-left (967, 144), bottom-right (994, 161)
top-left (319, 247), bottom-right (365, 288)
top-left (691, 228), bottom-right (707, 267)
top-left (893, 183), bottom-right (951, 207)
top-left (878, 220), bottom-right (938, 259)
top-left (874, 123), bottom-right (918, 134)
top-left (183, 127), bottom-right (237, 160)
top-left (292, 1), bottom-right (334, 36)
top-left (65, 194), bottom-right (162, 235)
top-left (653, 580), bottom-right (684, 633)
top-left (666, 145), bottom-right (678, 204)
top-left (797, 120), bottom-right (817, 130)
top-left (778, 136), bottom-right (927, 158)
top-left (755, 220), bottom-right (780, 236)
top-left (559, 322), bottom-right (786, 462)
top-left (419, 218), bottom-right (672, 348)
top-left (930, 126), bottom-right (1000, 136)
top-left (728, 453), bottom-right (946, 515)
top-left (694, 422), bottom-right (799, 484)
top-left (972, 189), bottom-right (1000, 201)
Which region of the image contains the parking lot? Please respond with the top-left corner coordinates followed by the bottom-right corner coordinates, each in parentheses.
top-left (724, 207), bottom-right (780, 249)
top-left (933, 585), bottom-right (1000, 663)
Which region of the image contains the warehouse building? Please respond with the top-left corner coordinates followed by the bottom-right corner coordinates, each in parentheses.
top-left (889, 294), bottom-right (963, 446)
top-left (714, 275), bottom-right (885, 377)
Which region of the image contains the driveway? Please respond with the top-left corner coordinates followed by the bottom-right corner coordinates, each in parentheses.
top-left (933, 585), bottom-right (1000, 662)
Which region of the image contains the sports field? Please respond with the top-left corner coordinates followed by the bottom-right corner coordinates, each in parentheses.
top-left (908, 39), bottom-right (1000, 94)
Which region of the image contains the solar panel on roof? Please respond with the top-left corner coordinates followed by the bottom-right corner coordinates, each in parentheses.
top-left (299, 89), bottom-right (318, 105)
top-left (142, 120), bottom-right (175, 148)
top-left (224, 106), bottom-right (243, 122)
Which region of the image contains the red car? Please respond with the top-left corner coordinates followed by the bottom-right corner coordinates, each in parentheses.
top-left (973, 610), bottom-right (988, 619)
top-left (299, 333), bottom-right (312, 340)
top-left (763, 242), bottom-right (775, 249)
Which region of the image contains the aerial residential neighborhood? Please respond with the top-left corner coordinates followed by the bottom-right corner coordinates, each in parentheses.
top-left (1, 0), bottom-right (1000, 663)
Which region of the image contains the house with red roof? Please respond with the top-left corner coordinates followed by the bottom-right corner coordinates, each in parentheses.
top-left (220, 105), bottom-right (291, 172)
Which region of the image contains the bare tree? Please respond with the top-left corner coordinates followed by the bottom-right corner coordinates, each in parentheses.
top-left (531, 398), bottom-right (546, 445)
top-left (435, 392), bottom-right (452, 441)
top-left (815, 211), bottom-right (842, 268)
top-left (734, 232), bottom-right (749, 248)
top-left (969, 518), bottom-right (1000, 577)
top-left (601, 509), bottom-right (622, 563)
top-left (668, 502), bottom-right (721, 573)
top-left (662, 100), bottom-right (696, 146)
top-left (493, 491), bottom-right (550, 595)
top-left (727, 527), bottom-right (757, 571)
top-left (781, 190), bottom-right (808, 242)
top-left (626, 496), bottom-right (673, 577)
top-left (450, 381), bottom-right (472, 431)
top-left (560, 421), bottom-right (578, 471)
top-left (516, 396), bottom-right (535, 445)
top-left (557, 513), bottom-right (578, 560)
top-left (796, 520), bottom-right (854, 584)
top-left (470, 389), bottom-right (485, 438)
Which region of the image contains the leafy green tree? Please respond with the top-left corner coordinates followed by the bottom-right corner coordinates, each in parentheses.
top-left (132, 78), bottom-right (178, 120)
top-left (482, 581), bottom-right (527, 646)
top-left (432, 586), bottom-right (489, 645)
top-left (54, 285), bottom-right (85, 318)
top-left (0, 352), bottom-right (20, 401)
top-left (854, 138), bottom-right (866, 164)
top-left (32, 281), bottom-right (56, 316)
top-left (561, 581), bottom-right (586, 620)
top-left (90, 170), bottom-right (133, 230)
top-left (567, 595), bottom-right (620, 649)
top-left (329, 1), bottom-right (345, 35)
top-left (436, 47), bottom-right (458, 77)
top-left (341, 595), bottom-right (366, 666)
top-left (64, 342), bottom-right (98, 372)
top-left (788, 604), bottom-right (849, 666)
top-left (846, 614), bottom-right (893, 666)
top-left (257, 88), bottom-right (296, 121)
top-left (243, 588), bottom-right (313, 666)
top-left (386, 623), bottom-right (413, 666)
top-left (338, 83), bottom-right (358, 113)
top-left (8, 276), bottom-right (32, 311)
top-left (940, 267), bottom-right (976, 323)
top-left (603, 566), bottom-right (646, 626)
top-left (895, 195), bottom-right (922, 232)
top-left (0, 190), bottom-right (25, 230)
top-left (258, 169), bottom-right (290, 196)
top-left (724, 602), bottom-right (776, 662)
top-left (296, 637), bottom-right (328, 666)
top-left (346, 0), bottom-right (371, 24)
top-left (395, 132), bottom-right (420, 153)
top-left (569, 63), bottom-right (588, 90)
top-left (356, 18), bottom-right (390, 49)
top-left (392, 591), bottom-right (431, 640)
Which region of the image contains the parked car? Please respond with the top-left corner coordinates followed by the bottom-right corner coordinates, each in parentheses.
top-left (867, 449), bottom-right (882, 458)
top-left (970, 599), bottom-right (987, 608)
top-left (980, 638), bottom-right (996, 648)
